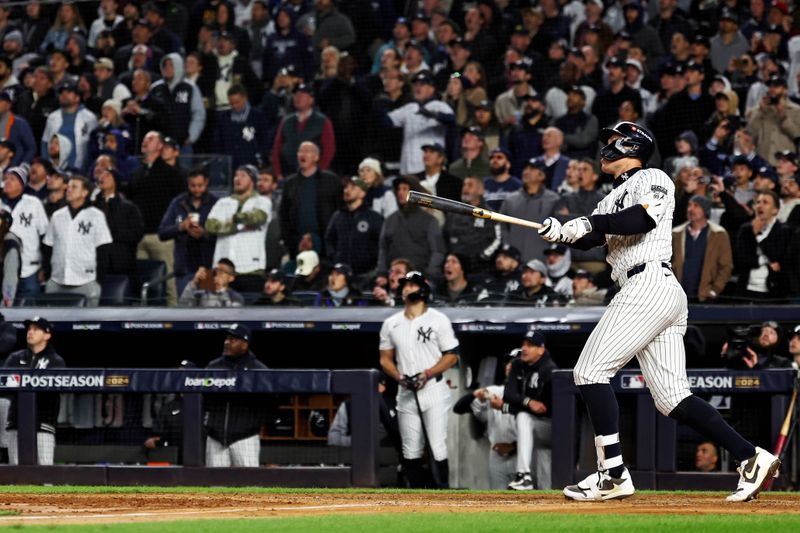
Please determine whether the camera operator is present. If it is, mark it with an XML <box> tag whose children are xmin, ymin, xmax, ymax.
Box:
<box><xmin>722</xmin><ymin>321</ymin><xmax>792</xmax><ymax>370</ymax></box>
<box><xmin>747</xmin><ymin>75</ymin><xmax>800</xmax><ymax>166</ymax></box>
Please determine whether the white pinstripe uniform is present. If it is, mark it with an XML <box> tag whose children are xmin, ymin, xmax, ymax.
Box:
<box><xmin>470</xmin><ymin>385</ymin><xmax>518</xmax><ymax>489</ymax></box>
<box><xmin>379</xmin><ymin>308</ymin><xmax>459</xmax><ymax>461</ymax></box>
<box><xmin>573</xmin><ymin>167</ymin><xmax>693</xmax><ymax>416</ymax></box>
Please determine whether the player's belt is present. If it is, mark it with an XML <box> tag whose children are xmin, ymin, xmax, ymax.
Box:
<box><xmin>625</xmin><ymin>261</ymin><xmax>671</xmax><ymax>280</ymax></box>
<box><xmin>616</xmin><ymin>262</ymin><xmax>672</xmax><ymax>289</ymax></box>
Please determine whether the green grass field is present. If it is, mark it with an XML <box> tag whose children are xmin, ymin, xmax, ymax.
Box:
<box><xmin>1</xmin><ymin>513</ymin><xmax>799</xmax><ymax>532</ymax></box>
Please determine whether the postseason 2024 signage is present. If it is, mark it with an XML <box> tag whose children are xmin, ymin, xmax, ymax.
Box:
<box><xmin>0</xmin><ymin>369</ymin><xmax>334</xmax><ymax>394</ymax></box>
<box><xmin>616</xmin><ymin>369</ymin><xmax>796</xmax><ymax>393</ymax></box>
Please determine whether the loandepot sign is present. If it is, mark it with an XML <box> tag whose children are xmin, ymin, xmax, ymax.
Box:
<box><xmin>184</xmin><ymin>377</ymin><xmax>238</xmax><ymax>388</ymax></box>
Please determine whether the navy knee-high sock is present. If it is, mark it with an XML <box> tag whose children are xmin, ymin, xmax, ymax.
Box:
<box><xmin>578</xmin><ymin>384</ymin><xmax>624</xmax><ymax>477</ymax></box>
<box><xmin>670</xmin><ymin>395</ymin><xmax>756</xmax><ymax>462</ymax></box>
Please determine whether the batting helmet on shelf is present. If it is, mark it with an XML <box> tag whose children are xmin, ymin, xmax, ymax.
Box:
<box><xmin>398</xmin><ymin>271</ymin><xmax>430</xmax><ymax>303</ymax></box>
<box><xmin>598</xmin><ymin>121</ymin><xmax>655</xmax><ymax>164</ymax></box>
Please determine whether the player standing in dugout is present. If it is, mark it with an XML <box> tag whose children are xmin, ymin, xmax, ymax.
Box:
<box><xmin>379</xmin><ymin>271</ymin><xmax>459</xmax><ymax>488</ymax></box>
<box><xmin>538</xmin><ymin>121</ymin><xmax>780</xmax><ymax>502</ymax></box>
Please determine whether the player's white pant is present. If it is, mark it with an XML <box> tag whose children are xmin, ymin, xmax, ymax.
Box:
<box><xmin>515</xmin><ymin>412</ymin><xmax>552</xmax><ymax>488</ymax></box>
<box><xmin>488</xmin><ymin>450</ymin><xmax>517</xmax><ymax>490</ymax></box>
<box><xmin>7</xmin><ymin>430</ymin><xmax>55</xmax><ymax>465</ymax></box>
<box><xmin>573</xmin><ymin>262</ymin><xmax>692</xmax><ymax>416</ymax></box>
<box><xmin>205</xmin><ymin>435</ymin><xmax>260</xmax><ymax>467</ymax></box>
<box><xmin>396</xmin><ymin>383</ymin><xmax>450</xmax><ymax>461</ymax></box>
<box><xmin>0</xmin><ymin>398</ymin><xmax>10</xmax><ymax>449</ymax></box>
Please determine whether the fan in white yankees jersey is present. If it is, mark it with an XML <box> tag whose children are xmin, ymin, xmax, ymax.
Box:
<box><xmin>379</xmin><ymin>271</ymin><xmax>459</xmax><ymax>488</ymax></box>
<box><xmin>538</xmin><ymin>121</ymin><xmax>780</xmax><ymax>503</ymax></box>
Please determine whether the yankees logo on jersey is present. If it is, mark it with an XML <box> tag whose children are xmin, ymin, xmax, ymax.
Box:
<box><xmin>19</xmin><ymin>212</ymin><xmax>32</xmax><ymax>227</ymax></box>
<box><xmin>78</xmin><ymin>221</ymin><xmax>92</xmax><ymax>235</ymax></box>
<box><xmin>593</xmin><ymin>168</ymin><xmax>674</xmax><ymax>282</ymax></box>
<box><xmin>417</xmin><ymin>327</ymin><xmax>433</xmax><ymax>343</ymax></box>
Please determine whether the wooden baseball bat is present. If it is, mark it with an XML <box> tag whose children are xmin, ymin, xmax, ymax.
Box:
<box><xmin>407</xmin><ymin>191</ymin><xmax>543</xmax><ymax>230</ymax></box>
<box><xmin>765</xmin><ymin>385</ymin><xmax>798</xmax><ymax>489</ymax></box>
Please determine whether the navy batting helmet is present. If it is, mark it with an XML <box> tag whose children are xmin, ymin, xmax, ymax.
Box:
<box><xmin>599</xmin><ymin>121</ymin><xmax>655</xmax><ymax>164</ymax></box>
<box><xmin>398</xmin><ymin>270</ymin><xmax>430</xmax><ymax>303</ymax></box>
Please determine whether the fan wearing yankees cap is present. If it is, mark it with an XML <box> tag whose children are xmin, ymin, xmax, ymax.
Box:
<box><xmin>43</xmin><ymin>175</ymin><xmax>112</xmax><ymax>306</ymax></box>
<box><xmin>41</xmin><ymin>81</ymin><xmax>98</xmax><ymax>172</ymax></box>
<box><xmin>206</xmin><ymin>164</ymin><xmax>271</xmax><ymax>291</ymax></box>
<box><xmin>380</xmin><ymin>271</ymin><xmax>459</xmax><ymax>488</ymax></box>
<box><xmin>3</xmin><ymin>316</ymin><xmax>65</xmax><ymax>465</ymax></box>
<box><xmin>503</xmin><ymin>330</ymin><xmax>556</xmax><ymax>490</ymax></box>
<box><xmin>204</xmin><ymin>324</ymin><xmax>268</xmax><ymax>467</ymax></box>
<box><xmin>1</xmin><ymin>166</ymin><xmax>48</xmax><ymax>303</ymax></box>
<box><xmin>507</xmin><ymin>259</ymin><xmax>563</xmax><ymax>307</ymax></box>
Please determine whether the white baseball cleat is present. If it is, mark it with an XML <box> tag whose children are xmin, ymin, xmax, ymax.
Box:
<box><xmin>726</xmin><ymin>447</ymin><xmax>781</xmax><ymax>502</ymax></box>
<box><xmin>563</xmin><ymin>468</ymin><xmax>635</xmax><ymax>501</ymax></box>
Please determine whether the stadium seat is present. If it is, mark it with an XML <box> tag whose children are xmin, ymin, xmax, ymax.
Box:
<box><xmin>135</xmin><ymin>260</ymin><xmax>169</xmax><ymax>305</ymax></box>
<box><xmin>20</xmin><ymin>293</ymin><xmax>88</xmax><ymax>307</ymax></box>
<box><xmin>99</xmin><ymin>275</ymin><xmax>131</xmax><ymax>306</ymax></box>
<box><xmin>292</xmin><ymin>291</ymin><xmax>321</xmax><ymax>306</ymax></box>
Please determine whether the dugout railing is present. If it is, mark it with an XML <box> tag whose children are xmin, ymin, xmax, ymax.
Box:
<box><xmin>551</xmin><ymin>368</ymin><xmax>797</xmax><ymax>490</ymax></box>
<box><xmin>0</xmin><ymin>369</ymin><xmax>380</xmax><ymax>487</ymax></box>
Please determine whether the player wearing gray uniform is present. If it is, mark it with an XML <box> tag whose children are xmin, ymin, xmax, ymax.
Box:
<box><xmin>539</xmin><ymin>122</ymin><xmax>780</xmax><ymax>502</ymax></box>
<box><xmin>380</xmin><ymin>271</ymin><xmax>459</xmax><ymax>488</ymax></box>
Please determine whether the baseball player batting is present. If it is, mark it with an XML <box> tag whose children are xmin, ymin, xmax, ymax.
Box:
<box><xmin>539</xmin><ymin>121</ymin><xmax>780</xmax><ymax>502</ymax></box>
<box><xmin>379</xmin><ymin>271</ymin><xmax>459</xmax><ymax>488</ymax></box>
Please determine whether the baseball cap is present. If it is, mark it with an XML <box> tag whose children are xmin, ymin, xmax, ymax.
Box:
<box><xmin>490</xmin><ymin>147</ymin><xmax>511</xmax><ymax>160</ymax></box>
<box><xmin>686</xmin><ymin>60</ymin><xmax>704</xmax><ymax>72</ymax></box>
<box><xmin>266</xmin><ymin>268</ymin><xmax>286</xmax><ymax>283</ymax></box>
<box><xmin>348</xmin><ymin>175</ymin><xmax>369</xmax><ymax>192</ymax></box>
<box><xmin>495</xmin><ymin>243</ymin><xmax>521</xmax><ymax>263</ymax></box>
<box><xmin>567</xmin><ymin>85</ymin><xmax>586</xmax><ymax>99</ymax></box>
<box><xmin>134</xmin><ymin>18</ymin><xmax>153</xmax><ymax>29</ymax></box>
<box><xmin>331</xmin><ymin>262</ymin><xmax>353</xmax><ymax>278</ymax></box>
<box><xmin>510</xmin><ymin>58</ymin><xmax>532</xmax><ymax>71</ymax></box>
<box><xmin>692</xmin><ymin>34</ymin><xmax>711</xmax><ymax>47</ymax></box>
<box><xmin>522</xmin><ymin>330</ymin><xmax>545</xmax><ymax>346</ymax></box>
<box><xmin>0</xmin><ymin>139</ymin><xmax>16</xmax><ymax>152</ymax></box>
<box><xmin>502</xmin><ymin>347</ymin><xmax>522</xmax><ymax>361</ymax></box>
<box><xmin>615</xmin><ymin>30</ymin><xmax>634</xmax><ymax>42</ymax></box>
<box><xmin>58</xmin><ymin>81</ymin><xmax>80</xmax><ymax>94</ymax></box>
<box><xmin>775</xmin><ymin>150</ymin><xmax>798</xmax><ymax>166</ymax></box>
<box><xmin>544</xmin><ymin>243</ymin><xmax>568</xmax><ymax>256</ymax></box>
<box><xmin>449</xmin><ymin>36</ymin><xmax>468</xmax><ymax>49</ymax></box>
<box><xmin>4</xmin><ymin>165</ymin><xmax>27</xmax><ymax>186</ymax></box>
<box><xmin>218</xmin><ymin>30</ymin><xmax>235</xmax><ymax>41</ymax></box>
<box><xmin>523</xmin><ymin>259</ymin><xmax>548</xmax><ymax>275</ymax></box>
<box><xmin>395</xmin><ymin>16</ymin><xmax>411</xmax><ymax>29</ymax></box>
<box><xmin>761</xmin><ymin>320</ymin><xmax>780</xmax><ymax>332</ymax></box>
<box><xmin>462</xmin><ymin>125</ymin><xmax>484</xmax><ymax>139</ymax></box>
<box><xmin>292</xmin><ymin>83</ymin><xmax>314</xmax><ymax>95</ymax></box>
<box><xmin>767</xmin><ymin>74</ymin><xmax>787</xmax><ymax>87</ymax></box>
<box><xmin>730</xmin><ymin>155</ymin><xmax>752</xmax><ymax>169</ymax></box>
<box><xmin>24</xmin><ymin>316</ymin><xmax>53</xmax><ymax>334</ymax></box>
<box><xmin>525</xmin><ymin>157</ymin><xmax>548</xmax><ymax>172</ymax></box>
<box><xmin>411</xmin><ymin>70</ymin><xmax>435</xmax><ymax>85</ymax></box>
<box><xmin>574</xmin><ymin>269</ymin><xmax>594</xmax><ymax>282</ymax></box>
<box><xmin>606</xmin><ymin>56</ymin><xmax>625</xmax><ymax>69</ymax></box>
<box><xmin>421</xmin><ymin>142</ymin><xmax>446</xmax><ymax>154</ymax></box>
<box><xmin>132</xmin><ymin>44</ymin><xmax>149</xmax><ymax>55</ymax></box>
<box><xmin>0</xmin><ymin>90</ymin><xmax>13</xmax><ymax>103</ymax></box>
<box><xmin>792</xmin><ymin>325</ymin><xmax>800</xmax><ymax>338</ymax></box>
<box><xmin>625</xmin><ymin>59</ymin><xmax>643</xmax><ymax>73</ymax></box>
<box><xmin>295</xmin><ymin>250</ymin><xmax>320</xmax><ymax>277</ymax></box>
<box><xmin>226</xmin><ymin>323</ymin><xmax>251</xmax><ymax>342</ymax></box>
<box><xmin>95</xmin><ymin>57</ymin><xmax>114</xmax><ymax>71</ymax></box>
<box><xmin>163</xmin><ymin>136</ymin><xmax>180</xmax><ymax>150</ymax></box>
<box><xmin>476</xmin><ymin>99</ymin><xmax>492</xmax><ymax>111</ymax></box>
<box><xmin>770</xmin><ymin>0</ymin><xmax>789</xmax><ymax>15</ymax></box>
<box><xmin>512</xmin><ymin>25</ymin><xmax>528</xmax><ymax>36</ymax></box>
<box><xmin>719</xmin><ymin>7</ymin><xmax>738</xmax><ymax>22</ymax></box>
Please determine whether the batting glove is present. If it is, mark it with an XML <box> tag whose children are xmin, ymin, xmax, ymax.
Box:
<box><xmin>538</xmin><ymin>217</ymin><xmax>563</xmax><ymax>242</ymax></box>
<box><xmin>412</xmin><ymin>371</ymin><xmax>429</xmax><ymax>390</ymax></box>
<box><xmin>561</xmin><ymin>216</ymin><xmax>593</xmax><ymax>243</ymax></box>
<box><xmin>399</xmin><ymin>374</ymin><xmax>415</xmax><ymax>389</ymax></box>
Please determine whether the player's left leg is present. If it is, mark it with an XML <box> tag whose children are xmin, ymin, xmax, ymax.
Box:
<box><xmin>639</xmin><ymin>324</ymin><xmax>780</xmax><ymax>502</ymax></box>
<box><xmin>509</xmin><ymin>412</ymin><xmax>535</xmax><ymax>490</ymax></box>
<box><xmin>229</xmin><ymin>434</ymin><xmax>261</xmax><ymax>467</ymax></box>
<box><xmin>421</xmin><ymin>398</ymin><xmax>450</xmax><ymax>488</ymax></box>
<box><xmin>396</xmin><ymin>400</ymin><xmax>427</xmax><ymax>488</ymax></box>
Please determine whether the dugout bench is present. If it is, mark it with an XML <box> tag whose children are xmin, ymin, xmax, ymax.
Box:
<box><xmin>551</xmin><ymin>368</ymin><xmax>797</xmax><ymax>490</ymax></box>
<box><xmin>0</xmin><ymin>369</ymin><xmax>381</xmax><ymax>487</ymax></box>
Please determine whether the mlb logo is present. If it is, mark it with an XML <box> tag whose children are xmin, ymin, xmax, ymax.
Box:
<box><xmin>620</xmin><ymin>375</ymin><xmax>646</xmax><ymax>389</ymax></box>
<box><xmin>0</xmin><ymin>374</ymin><xmax>21</xmax><ymax>388</ymax></box>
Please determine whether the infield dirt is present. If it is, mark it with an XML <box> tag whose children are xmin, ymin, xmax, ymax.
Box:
<box><xmin>1</xmin><ymin>491</ymin><xmax>800</xmax><ymax>525</ymax></box>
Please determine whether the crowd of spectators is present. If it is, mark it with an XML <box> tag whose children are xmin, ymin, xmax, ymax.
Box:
<box><xmin>0</xmin><ymin>0</ymin><xmax>798</xmax><ymax>307</ymax></box>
